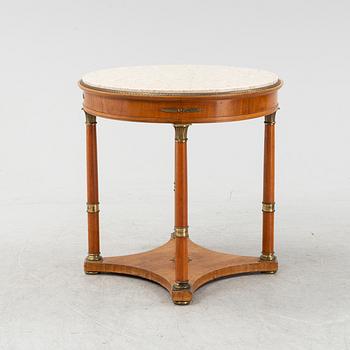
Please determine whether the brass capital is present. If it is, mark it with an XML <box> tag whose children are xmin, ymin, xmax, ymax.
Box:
<box><xmin>264</xmin><ymin>113</ymin><xmax>276</xmax><ymax>125</ymax></box>
<box><xmin>85</xmin><ymin>112</ymin><xmax>97</xmax><ymax>125</ymax></box>
<box><xmin>87</xmin><ymin>203</ymin><xmax>99</xmax><ymax>213</ymax></box>
<box><xmin>173</xmin><ymin>226</ymin><xmax>189</xmax><ymax>238</ymax></box>
<box><xmin>174</xmin><ymin>124</ymin><xmax>190</xmax><ymax>142</ymax></box>
<box><xmin>262</xmin><ymin>202</ymin><xmax>275</xmax><ymax>213</ymax></box>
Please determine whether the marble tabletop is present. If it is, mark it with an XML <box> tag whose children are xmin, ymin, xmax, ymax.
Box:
<box><xmin>81</xmin><ymin>65</ymin><xmax>279</xmax><ymax>96</ymax></box>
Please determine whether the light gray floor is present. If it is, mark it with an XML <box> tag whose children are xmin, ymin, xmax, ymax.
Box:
<box><xmin>1</xmin><ymin>193</ymin><xmax>349</xmax><ymax>350</ymax></box>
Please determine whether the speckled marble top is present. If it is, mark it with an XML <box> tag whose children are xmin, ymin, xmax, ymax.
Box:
<box><xmin>81</xmin><ymin>65</ymin><xmax>279</xmax><ymax>96</ymax></box>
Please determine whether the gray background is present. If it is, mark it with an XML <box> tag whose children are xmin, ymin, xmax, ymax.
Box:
<box><xmin>1</xmin><ymin>0</ymin><xmax>350</xmax><ymax>349</ymax></box>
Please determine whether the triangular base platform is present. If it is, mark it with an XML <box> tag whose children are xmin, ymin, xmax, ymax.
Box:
<box><xmin>84</xmin><ymin>239</ymin><xmax>277</xmax><ymax>304</ymax></box>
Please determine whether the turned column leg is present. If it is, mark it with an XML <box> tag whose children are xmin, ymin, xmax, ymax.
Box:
<box><xmin>171</xmin><ymin>124</ymin><xmax>192</xmax><ymax>305</ymax></box>
<box><xmin>260</xmin><ymin>112</ymin><xmax>277</xmax><ymax>265</ymax></box>
<box><xmin>85</xmin><ymin>112</ymin><xmax>102</xmax><ymax>273</ymax></box>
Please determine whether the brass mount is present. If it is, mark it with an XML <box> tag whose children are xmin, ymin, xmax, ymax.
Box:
<box><xmin>172</xmin><ymin>281</ymin><xmax>191</xmax><ymax>291</ymax></box>
<box><xmin>264</xmin><ymin>113</ymin><xmax>276</xmax><ymax>125</ymax></box>
<box><xmin>87</xmin><ymin>203</ymin><xmax>100</xmax><ymax>213</ymax></box>
<box><xmin>162</xmin><ymin>107</ymin><xmax>200</xmax><ymax>113</ymax></box>
<box><xmin>174</xmin><ymin>124</ymin><xmax>190</xmax><ymax>142</ymax></box>
<box><xmin>262</xmin><ymin>202</ymin><xmax>275</xmax><ymax>213</ymax></box>
<box><xmin>85</xmin><ymin>112</ymin><xmax>97</xmax><ymax>125</ymax></box>
<box><xmin>172</xmin><ymin>227</ymin><xmax>189</xmax><ymax>238</ymax></box>
<box><xmin>260</xmin><ymin>253</ymin><xmax>276</xmax><ymax>261</ymax></box>
<box><xmin>86</xmin><ymin>253</ymin><xmax>102</xmax><ymax>262</ymax></box>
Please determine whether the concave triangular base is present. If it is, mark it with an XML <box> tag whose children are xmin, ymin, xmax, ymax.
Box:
<box><xmin>84</xmin><ymin>239</ymin><xmax>277</xmax><ymax>304</ymax></box>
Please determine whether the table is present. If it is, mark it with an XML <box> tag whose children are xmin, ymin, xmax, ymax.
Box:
<box><xmin>79</xmin><ymin>65</ymin><xmax>283</xmax><ymax>305</ymax></box>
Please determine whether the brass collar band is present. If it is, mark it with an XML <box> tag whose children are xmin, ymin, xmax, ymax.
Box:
<box><xmin>87</xmin><ymin>203</ymin><xmax>99</xmax><ymax>213</ymax></box>
<box><xmin>260</xmin><ymin>253</ymin><xmax>276</xmax><ymax>262</ymax></box>
<box><xmin>174</xmin><ymin>226</ymin><xmax>189</xmax><ymax>238</ymax></box>
<box><xmin>264</xmin><ymin>113</ymin><xmax>276</xmax><ymax>125</ymax></box>
<box><xmin>85</xmin><ymin>112</ymin><xmax>97</xmax><ymax>125</ymax></box>
<box><xmin>262</xmin><ymin>202</ymin><xmax>275</xmax><ymax>213</ymax></box>
<box><xmin>174</xmin><ymin>124</ymin><xmax>190</xmax><ymax>142</ymax></box>
<box><xmin>86</xmin><ymin>253</ymin><xmax>102</xmax><ymax>261</ymax></box>
<box><xmin>172</xmin><ymin>281</ymin><xmax>191</xmax><ymax>291</ymax></box>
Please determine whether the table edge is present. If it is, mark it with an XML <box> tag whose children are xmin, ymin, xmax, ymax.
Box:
<box><xmin>78</xmin><ymin>79</ymin><xmax>283</xmax><ymax>99</ymax></box>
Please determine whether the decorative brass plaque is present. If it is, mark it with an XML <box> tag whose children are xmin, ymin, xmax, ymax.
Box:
<box><xmin>161</xmin><ymin>107</ymin><xmax>201</xmax><ymax>113</ymax></box>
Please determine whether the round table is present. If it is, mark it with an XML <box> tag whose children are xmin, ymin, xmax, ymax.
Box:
<box><xmin>79</xmin><ymin>65</ymin><xmax>283</xmax><ymax>305</ymax></box>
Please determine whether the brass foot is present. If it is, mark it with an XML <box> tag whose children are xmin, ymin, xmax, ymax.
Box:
<box><xmin>261</xmin><ymin>270</ymin><xmax>277</xmax><ymax>274</ymax></box>
<box><xmin>173</xmin><ymin>300</ymin><xmax>191</xmax><ymax>305</ymax></box>
<box><xmin>84</xmin><ymin>254</ymin><xmax>102</xmax><ymax>275</ymax></box>
<box><xmin>172</xmin><ymin>281</ymin><xmax>192</xmax><ymax>305</ymax></box>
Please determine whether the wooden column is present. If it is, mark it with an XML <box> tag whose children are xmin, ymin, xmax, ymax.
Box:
<box><xmin>172</xmin><ymin>124</ymin><xmax>192</xmax><ymax>304</ymax></box>
<box><xmin>261</xmin><ymin>113</ymin><xmax>276</xmax><ymax>262</ymax></box>
<box><xmin>85</xmin><ymin>112</ymin><xmax>102</xmax><ymax>268</ymax></box>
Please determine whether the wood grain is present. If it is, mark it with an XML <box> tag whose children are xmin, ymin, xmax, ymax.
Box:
<box><xmin>80</xmin><ymin>77</ymin><xmax>282</xmax><ymax>304</ymax></box>
<box><xmin>86</xmin><ymin>118</ymin><xmax>100</xmax><ymax>255</ymax></box>
<box><xmin>262</xmin><ymin>116</ymin><xmax>275</xmax><ymax>256</ymax></box>
<box><xmin>79</xmin><ymin>80</ymin><xmax>282</xmax><ymax>124</ymax></box>
<box><xmin>174</xmin><ymin>135</ymin><xmax>189</xmax><ymax>284</ymax></box>
<box><xmin>85</xmin><ymin>239</ymin><xmax>278</xmax><ymax>304</ymax></box>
